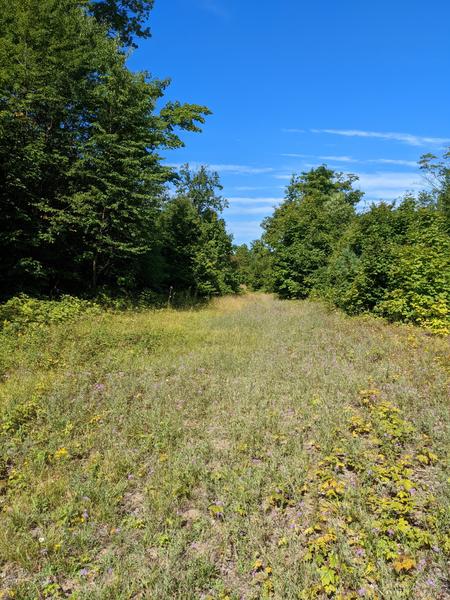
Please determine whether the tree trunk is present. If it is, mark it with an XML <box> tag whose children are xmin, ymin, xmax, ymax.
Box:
<box><xmin>92</xmin><ymin>253</ymin><xmax>98</xmax><ymax>290</ymax></box>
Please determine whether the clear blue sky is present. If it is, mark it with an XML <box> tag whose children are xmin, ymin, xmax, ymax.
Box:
<box><xmin>128</xmin><ymin>0</ymin><xmax>450</xmax><ymax>244</ymax></box>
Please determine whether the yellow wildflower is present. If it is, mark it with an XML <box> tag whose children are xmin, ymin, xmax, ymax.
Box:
<box><xmin>54</xmin><ymin>447</ymin><xmax>69</xmax><ymax>460</ymax></box>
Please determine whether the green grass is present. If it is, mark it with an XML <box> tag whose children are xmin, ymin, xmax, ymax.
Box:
<box><xmin>0</xmin><ymin>294</ymin><xmax>449</xmax><ymax>599</ymax></box>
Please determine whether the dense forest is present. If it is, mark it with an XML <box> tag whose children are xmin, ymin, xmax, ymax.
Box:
<box><xmin>1</xmin><ymin>0</ymin><xmax>449</xmax><ymax>334</ymax></box>
<box><xmin>0</xmin><ymin>0</ymin><xmax>238</xmax><ymax>299</ymax></box>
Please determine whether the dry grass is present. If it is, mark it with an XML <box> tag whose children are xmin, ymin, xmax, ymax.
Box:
<box><xmin>0</xmin><ymin>294</ymin><xmax>449</xmax><ymax>599</ymax></box>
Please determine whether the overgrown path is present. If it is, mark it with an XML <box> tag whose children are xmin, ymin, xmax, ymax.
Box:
<box><xmin>1</xmin><ymin>295</ymin><xmax>449</xmax><ymax>599</ymax></box>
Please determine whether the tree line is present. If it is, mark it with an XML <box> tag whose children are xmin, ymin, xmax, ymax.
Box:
<box><xmin>2</xmin><ymin>1</ymin><xmax>449</xmax><ymax>332</ymax></box>
<box><xmin>235</xmin><ymin>153</ymin><xmax>450</xmax><ymax>333</ymax></box>
<box><xmin>0</xmin><ymin>0</ymin><xmax>238</xmax><ymax>299</ymax></box>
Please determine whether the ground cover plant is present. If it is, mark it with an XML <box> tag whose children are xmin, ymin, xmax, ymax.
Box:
<box><xmin>0</xmin><ymin>294</ymin><xmax>448</xmax><ymax>599</ymax></box>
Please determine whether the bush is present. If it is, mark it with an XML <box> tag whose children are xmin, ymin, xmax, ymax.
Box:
<box><xmin>0</xmin><ymin>295</ymin><xmax>100</xmax><ymax>332</ymax></box>
<box><xmin>320</xmin><ymin>199</ymin><xmax>450</xmax><ymax>334</ymax></box>
<box><xmin>375</xmin><ymin>221</ymin><xmax>450</xmax><ymax>334</ymax></box>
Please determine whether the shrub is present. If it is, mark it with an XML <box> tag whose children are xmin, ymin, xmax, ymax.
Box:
<box><xmin>0</xmin><ymin>295</ymin><xmax>100</xmax><ymax>332</ymax></box>
<box><xmin>376</xmin><ymin>220</ymin><xmax>450</xmax><ymax>334</ymax></box>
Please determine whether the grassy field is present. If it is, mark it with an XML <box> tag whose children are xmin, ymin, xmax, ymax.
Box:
<box><xmin>0</xmin><ymin>294</ymin><xmax>449</xmax><ymax>599</ymax></box>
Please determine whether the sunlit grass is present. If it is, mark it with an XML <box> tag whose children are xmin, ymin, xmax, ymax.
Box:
<box><xmin>0</xmin><ymin>295</ymin><xmax>448</xmax><ymax>599</ymax></box>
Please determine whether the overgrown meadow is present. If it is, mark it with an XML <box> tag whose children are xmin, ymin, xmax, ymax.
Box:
<box><xmin>1</xmin><ymin>294</ymin><xmax>449</xmax><ymax>599</ymax></box>
<box><xmin>1</xmin><ymin>2</ymin><xmax>449</xmax><ymax>598</ymax></box>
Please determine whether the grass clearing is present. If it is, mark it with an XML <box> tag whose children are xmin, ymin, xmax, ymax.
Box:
<box><xmin>0</xmin><ymin>294</ymin><xmax>449</xmax><ymax>599</ymax></box>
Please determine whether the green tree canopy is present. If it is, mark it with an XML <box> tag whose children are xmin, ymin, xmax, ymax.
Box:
<box><xmin>0</xmin><ymin>0</ymin><xmax>209</xmax><ymax>296</ymax></box>
<box><xmin>88</xmin><ymin>0</ymin><xmax>154</xmax><ymax>47</ymax></box>
<box><xmin>419</xmin><ymin>148</ymin><xmax>450</xmax><ymax>226</ymax></box>
<box><xmin>262</xmin><ymin>166</ymin><xmax>361</xmax><ymax>298</ymax></box>
<box><xmin>159</xmin><ymin>165</ymin><xmax>238</xmax><ymax>297</ymax></box>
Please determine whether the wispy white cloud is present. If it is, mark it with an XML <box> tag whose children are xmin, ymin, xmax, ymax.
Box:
<box><xmin>368</xmin><ymin>158</ymin><xmax>417</xmax><ymax>167</ymax></box>
<box><xmin>227</xmin><ymin>220</ymin><xmax>263</xmax><ymax>243</ymax></box>
<box><xmin>198</xmin><ymin>0</ymin><xmax>229</xmax><ymax>18</ymax></box>
<box><xmin>281</xmin><ymin>153</ymin><xmax>356</xmax><ymax>162</ymax></box>
<box><xmin>309</xmin><ymin>128</ymin><xmax>450</xmax><ymax>147</ymax></box>
<box><xmin>225</xmin><ymin>197</ymin><xmax>282</xmax><ymax>224</ymax></box>
<box><xmin>209</xmin><ymin>164</ymin><xmax>274</xmax><ymax>174</ymax></box>
<box><xmin>227</xmin><ymin>196</ymin><xmax>282</xmax><ymax>205</ymax></box>
<box><xmin>281</xmin><ymin>154</ymin><xmax>418</xmax><ymax>167</ymax></box>
<box><xmin>319</xmin><ymin>155</ymin><xmax>355</xmax><ymax>162</ymax></box>
<box><xmin>167</xmin><ymin>162</ymin><xmax>273</xmax><ymax>175</ymax></box>
<box><xmin>226</xmin><ymin>206</ymin><xmax>276</xmax><ymax>215</ymax></box>
<box><xmin>273</xmin><ymin>174</ymin><xmax>293</xmax><ymax>180</ymax></box>
<box><xmin>320</xmin><ymin>155</ymin><xmax>419</xmax><ymax>167</ymax></box>
<box><xmin>355</xmin><ymin>171</ymin><xmax>423</xmax><ymax>200</ymax></box>
<box><xmin>233</xmin><ymin>186</ymin><xmax>272</xmax><ymax>192</ymax></box>
<box><xmin>280</xmin><ymin>153</ymin><xmax>310</xmax><ymax>158</ymax></box>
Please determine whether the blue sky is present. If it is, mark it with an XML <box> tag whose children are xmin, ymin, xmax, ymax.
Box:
<box><xmin>128</xmin><ymin>0</ymin><xmax>450</xmax><ymax>244</ymax></box>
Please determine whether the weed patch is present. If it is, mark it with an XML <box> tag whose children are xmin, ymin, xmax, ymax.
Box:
<box><xmin>0</xmin><ymin>295</ymin><xmax>448</xmax><ymax>598</ymax></box>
